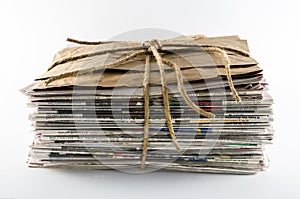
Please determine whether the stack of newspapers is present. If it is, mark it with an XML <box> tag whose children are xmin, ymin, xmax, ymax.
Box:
<box><xmin>22</xmin><ymin>35</ymin><xmax>273</xmax><ymax>174</ymax></box>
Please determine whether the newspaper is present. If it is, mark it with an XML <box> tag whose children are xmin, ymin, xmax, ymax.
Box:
<box><xmin>22</xmin><ymin>35</ymin><xmax>273</xmax><ymax>174</ymax></box>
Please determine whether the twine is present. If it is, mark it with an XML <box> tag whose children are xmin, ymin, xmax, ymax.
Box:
<box><xmin>45</xmin><ymin>36</ymin><xmax>245</xmax><ymax>169</ymax></box>
<box><xmin>141</xmin><ymin>54</ymin><xmax>150</xmax><ymax>169</ymax></box>
<box><xmin>66</xmin><ymin>37</ymin><xmax>113</xmax><ymax>45</ymax></box>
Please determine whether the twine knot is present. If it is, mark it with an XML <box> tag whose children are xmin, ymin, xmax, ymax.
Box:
<box><xmin>143</xmin><ymin>39</ymin><xmax>163</xmax><ymax>51</ymax></box>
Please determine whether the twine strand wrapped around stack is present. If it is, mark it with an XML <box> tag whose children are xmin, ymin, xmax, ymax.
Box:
<box><xmin>44</xmin><ymin>35</ymin><xmax>247</xmax><ymax>169</ymax></box>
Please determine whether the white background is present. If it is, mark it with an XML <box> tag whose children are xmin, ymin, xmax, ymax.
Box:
<box><xmin>0</xmin><ymin>0</ymin><xmax>299</xmax><ymax>198</ymax></box>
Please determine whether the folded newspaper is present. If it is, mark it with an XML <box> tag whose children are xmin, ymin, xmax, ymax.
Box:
<box><xmin>22</xmin><ymin>35</ymin><xmax>273</xmax><ymax>174</ymax></box>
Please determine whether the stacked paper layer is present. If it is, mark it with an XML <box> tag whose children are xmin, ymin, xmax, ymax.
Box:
<box><xmin>23</xmin><ymin>35</ymin><xmax>273</xmax><ymax>174</ymax></box>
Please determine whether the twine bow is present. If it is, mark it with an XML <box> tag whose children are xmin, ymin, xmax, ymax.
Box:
<box><xmin>45</xmin><ymin>36</ymin><xmax>248</xmax><ymax>169</ymax></box>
